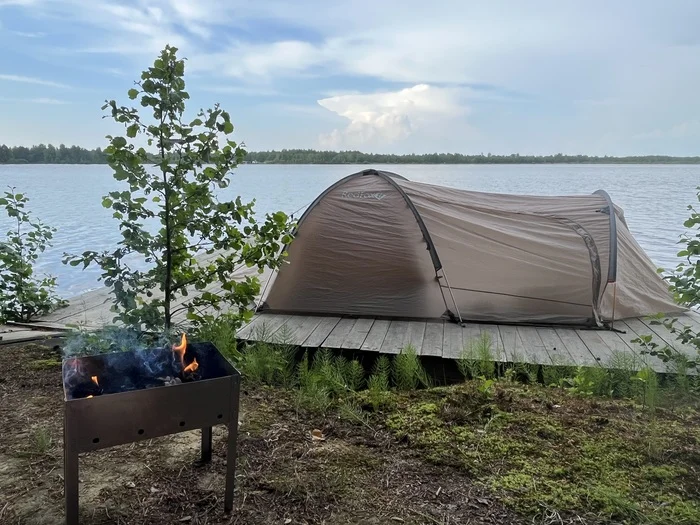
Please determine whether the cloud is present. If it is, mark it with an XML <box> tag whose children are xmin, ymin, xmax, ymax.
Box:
<box><xmin>11</xmin><ymin>30</ymin><xmax>45</xmax><ymax>38</ymax></box>
<box><xmin>0</xmin><ymin>73</ymin><xmax>68</xmax><ymax>88</ymax></box>
<box><xmin>317</xmin><ymin>84</ymin><xmax>468</xmax><ymax>148</ymax></box>
<box><xmin>0</xmin><ymin>97</ymin><xmax>68</xmax><ymax>104</ymax></box>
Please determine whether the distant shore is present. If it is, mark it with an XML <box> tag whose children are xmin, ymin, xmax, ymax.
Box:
<box><xmin>2</xmin><ymin>144</ymin><xmax>700</xmax><ymax>165</ymax></box>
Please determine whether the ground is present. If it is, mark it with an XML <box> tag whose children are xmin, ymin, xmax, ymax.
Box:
<box><xmin>1</xmin><ymin>341</ymin><xmax>700</xmax><ymax>525</ymax></box>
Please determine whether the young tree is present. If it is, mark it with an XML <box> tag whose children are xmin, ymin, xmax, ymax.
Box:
<box><xmin>65</xmin><ymin>45</ymin><xmax>293</xmax><ymax>332</ymax></box>
<box><xmin>0</xmin><ymin>189</ymin><xmax>64</xmax><ymax>322</ymax></box>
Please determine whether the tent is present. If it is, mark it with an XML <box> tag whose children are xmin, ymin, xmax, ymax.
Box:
<box><xmin>257</xmin><ymin>169</ymin><xmax>683</xmax><ymax>327</ymax></box>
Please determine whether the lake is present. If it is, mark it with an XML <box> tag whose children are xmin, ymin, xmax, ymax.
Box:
<box><xmin>0</xmin><ymin>163</ymin><xmax>697</xmax><ymax>298</ymax></box>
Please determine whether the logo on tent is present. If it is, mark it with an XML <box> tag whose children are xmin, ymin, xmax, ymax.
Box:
<box><xmin>340</xmin><ymin>191</ymin><xmax>386</xmax><ymax>201</ymax></box>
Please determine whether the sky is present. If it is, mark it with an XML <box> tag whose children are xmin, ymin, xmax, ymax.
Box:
<box><xmin>1</xmin><ymin>0</ymin><xmax>700</xmax><ymax>155</ymax></box>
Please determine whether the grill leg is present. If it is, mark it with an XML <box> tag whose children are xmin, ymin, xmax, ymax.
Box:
<box><xmin>224</xmin><ymin>377</ymin><xmax>240</xmax><ymax>513</ymax></box>
<box><xmin>201</xmin><ymin>427</ymin><xmax>212</xmax><ymax>463</ymax></box>
<box><xmin>64</xmin><ymin>428</ymin><xmax>79</xmax><ymax>524</ymax></box>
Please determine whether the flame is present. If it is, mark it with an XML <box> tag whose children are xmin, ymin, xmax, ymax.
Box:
<box><xmin>183</xmin><ymin>358</ymin><xmax>199</xmax><ymax>374</ymax></box>
<box><xmin>172</xmin><ymin>333</ymin><xmax>187</xmax><ymax>367</ymax></box>
<box><xmin>86</xmin><ymin>395</ymin><xmax>93</xmax><ymax>399</ymax></box>
<box><xmin>91</xmin><ymin>375</ymin><xmax>99</xmax><ymax>386</ymax></box>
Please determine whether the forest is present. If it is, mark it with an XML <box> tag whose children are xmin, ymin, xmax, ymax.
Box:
<box><xmin>2</xmin><ymin>143</ymin><xmax>700</xmax><ymax>165</ymax></box>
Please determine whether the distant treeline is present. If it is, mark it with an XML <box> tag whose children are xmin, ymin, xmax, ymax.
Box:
<box><xmin>245</xmin><ymin>149</ymin><xmax>700</xmax><ymax>164</ymax></box>
<box><xmin>2</xmin><ymin>144</ymin><xmax>700</xmax><ymax>165</ymax></box>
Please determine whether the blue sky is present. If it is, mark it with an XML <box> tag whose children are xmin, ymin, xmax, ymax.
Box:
<box><xmin>1</xmin><ymin>0</ymin><xmax>700</xmax><ymax>155</ymax></box>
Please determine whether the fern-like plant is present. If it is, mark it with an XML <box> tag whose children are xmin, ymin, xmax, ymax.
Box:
<box><xmin>393</xmin><ymin>345</ymin><xmax>431</xmax><ymax>391</ymax></box>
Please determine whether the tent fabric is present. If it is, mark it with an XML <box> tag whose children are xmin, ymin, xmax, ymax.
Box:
<box><xmin>260</xmin><ymin>169</ymin><xmax>683</xmax><ymax>326</ymax></box>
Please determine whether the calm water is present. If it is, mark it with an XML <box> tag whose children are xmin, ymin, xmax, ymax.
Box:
<box><xmin>0</xmin><ymin>164</ymin><xmax>697</xmax><ymax>298</ymax></box>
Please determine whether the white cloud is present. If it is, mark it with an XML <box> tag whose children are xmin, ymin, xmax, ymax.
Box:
<box><xmin>11</xmin><ymin>30</ymin><xmax>45</xmax><ymax>37</ymax></box>
<box><xmin>317</xmin><ymin>84</ymin><xmax>468</xmax><ymax>148</ymax></box>
<box><xmin>0</xmin><ymin>73</ymin><xmax>68</xmax><ymax>88</ymax></box>
<box><xmin>30</xmin><ymin>97</ymin><xmax>68</xmax><ymax>104</ymax></box>
<box><xmin>0</xmin><ymin>96</ymin><xmax>68</xmax><ymax>104</ymax></box>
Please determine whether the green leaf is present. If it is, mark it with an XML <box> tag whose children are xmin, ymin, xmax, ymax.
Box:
<box><xmin>102</xmin><ymin>198</ymin><xmax>113</xmax><ymax>208</ymax></box>
<box><xmin>126</xmin><ymin>124</ymin><xmax>139</xmax><ymax>138</ymax></box>
<box><xmin>128</xmin><ymin>88</ymin><xmax>139</xmax><ymax>100</ymax></box>
<box><xmin>223</xmin><ymin>121</ymin><xmax>234</xmax><ymax>134</ymax></box>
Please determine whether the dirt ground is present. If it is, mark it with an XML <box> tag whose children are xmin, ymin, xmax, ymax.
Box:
<box><xmin>0</xmin><ymin>342</ymin><xmax>522</xmax><ymax>525</ymax></box>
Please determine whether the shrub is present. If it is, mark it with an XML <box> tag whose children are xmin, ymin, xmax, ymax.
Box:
<box><xmin>0</xmin><ymin>188</ymin><xmax>64</xmax><ymax>322</ymax></box>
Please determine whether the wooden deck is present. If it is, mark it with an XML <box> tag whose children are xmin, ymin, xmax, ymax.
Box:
<box><xmin>236</xmin><ymin>311</ymin><xmax>700</xmax><ymax>373</ymax></box>
<box><xmin>5</xmin><ymin>241</ymin><xmax>698</xmax><ymax>374</ymax></box>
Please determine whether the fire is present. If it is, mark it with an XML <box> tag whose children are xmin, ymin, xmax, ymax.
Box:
<box><xmin>86</xmin><ymin>395</ymin><xmax>93</xmax><ymax>399</ymax></box>
<box><xmin>91</xmin><ymin>375</ymin><xmax>99</xmax><ymax>386</ymax></box>
<box><xmin>183</xmin><ymin>358</ymin><xmax>199</xmax><ymax>374</ymax></box>
<box><xmin>172</xmin><ymin>333</ymin><xmax>187</xmax><ymax>367</ymax></box>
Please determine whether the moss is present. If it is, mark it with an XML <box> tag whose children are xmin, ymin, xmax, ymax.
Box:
<box><xmin>27</xmin><ymin>358</ymin><xmax>61</xmax><ymax>370</ymax></box>
<box><xmin>380</xmin><ymin>380</ymin><xmax>700</xmax><ymax>524</ymax></box>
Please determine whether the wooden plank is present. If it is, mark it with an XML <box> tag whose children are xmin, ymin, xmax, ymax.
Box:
<box><xmin>461</xmin><ymin>323</ymin><xmax>481</xmax><ymax>350</ymax></box>
<box><xmin>536</xmin><ymin>327</ymin><xmax>574</xmax><ymax>366</ymax></box>
<box><xmin>380</xmin><ymin>321</ymin><xmax>412</xmax><ymax>354</ymax></box>
<box><xmin>6</xmin><ymin>320</ymin><xmax>71</xmax><ymax>331</ymax></box>
<box><xmin>361</xmin><ymin>320</ymin><xmax>391</xmax><ymax>352</ymax></box>
<box><xmin>498</xmin><ymin>325</ymin><xmax>524</xmax><ymax>362</ymax></box>
<box><xmin>420</xmin><ymin>321</ymin><xmax>444</xmax><ymax>357</ymax></box>
<box><xmin>321</xmin><ymin>318</ymin><xmax>357</xmax><ymax>348</ymax></box>
<box><xmin>340</xmin><ymin>318</ymin><xmax>375</xmax><ymax>349</ymax></box>
<box><xmin>258</xmin><ymin>314</ymin><xmax>294</xmax><ymax>342</ymax></box>
<box><xmin>405</xmin><ymin>321</ymin><xmax>427</xmax><ymax>351</ymax></box>
<box><xmin>633</xmin><ymin>317</ymin><xmax>698</xmax><ymax>370</ymax></box>
<box><xmin>41</xmin><ymin>288</ymin><xmax>113</xmax><ymax>322</ymax></box>
<box><xmin>442</xmin><ymin>322</ymin><xmax>464</xmax><ymax>359</ymax></box>
<box><xmin>516</xmin><ymin>326</ymin><xmax>551</xmax><ymax>365</ymax></box>
<box><xmin>303</xmin><ymin>317</ymin><xmax>342</xmax><ymax>347</ymax></box>
<box><xmin>616</xmin><ymin>320</ymin><xmax>674</xmax><ymax>372</ymax></box>
<box><xmin>677</xmin><ymin>312</ymin><xmax>700</xmax><ymax>332</ymax></box>
<box><xmin>282</xmin><ymin>316</ymin><xmax>325</xmax><ymax>346</ymax></box>
<box><xmin>577</xmin><ymin>329</ymin><xmax>614</xmax><ymax>366</ymax></box>
<box><xmin>236</xmin><ymin>314</ymin><xmax>268</xmax><ymax>340</ymax></box>
<box><xmin>594</xmin><ymin>328</ymin><xmax>651</xmax><ymax>370</ymax></box>
<box><xmin>553</xmin><ymin>328</ymin><xmax>599</xmax><ymax>366</ymax></box>
<box><xmin>0</xmin><ymin>330</ymin><xmax>60</xmax><ymax>344</ymax></box>
<box><xmin>478</xmin><ymin>324</ymin><xmax>505</xmax><ymax>361</ymax></box>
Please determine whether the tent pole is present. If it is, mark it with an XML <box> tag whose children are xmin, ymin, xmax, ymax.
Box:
<box><xmin>441</xmin><ymin>269</ymin><xmax>464</xmax><ymax>325</ymax></box>
<box><xmin>256</xmin><ymin>270</ymin><xmax>276</xmax><ymax>311</ymax></box>
<box><xmin>611</xmin><ymin>282</ymin><xmax>617</xmax><ymax>330</ymax></box>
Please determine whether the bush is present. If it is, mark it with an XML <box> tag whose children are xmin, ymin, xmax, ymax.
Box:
<box><xmin>0</xmin><ymin>188</ymin><xmax>64</xmax><ymax>322</ymax></box>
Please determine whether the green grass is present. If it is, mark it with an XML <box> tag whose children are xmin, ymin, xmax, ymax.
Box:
<box><xmin>383</xmin><ymin>381</ymin><xmax>700</xmax><ymax>524</ymax></box>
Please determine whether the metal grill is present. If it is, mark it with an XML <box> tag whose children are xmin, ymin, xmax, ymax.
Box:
<box><xmin>62</xmin><ymin>342</ymin><xmax>240</xmax><ymax>525</ymax></box>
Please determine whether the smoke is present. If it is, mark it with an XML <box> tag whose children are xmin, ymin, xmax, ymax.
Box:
<box><xmin>61</xmin><ymin>326</ymin><xmax>183</xmax><ymax>399</ymax></box>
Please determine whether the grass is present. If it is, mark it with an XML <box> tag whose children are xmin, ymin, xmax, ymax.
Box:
<box><xmin>197</xmin><ymin>319</ymin><xmax>700</xmax><ymax>524</ymax></box>
<box><xmin>383</xmin><ymin>381</ymin><xmax>700</xmax><ymax>524</ymax></box>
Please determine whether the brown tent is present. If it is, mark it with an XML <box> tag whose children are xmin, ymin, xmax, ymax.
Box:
<box><xmin>258</xmin><ymin>169</ymin><xmax>683</xmax><ymax>326</ymax></box>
